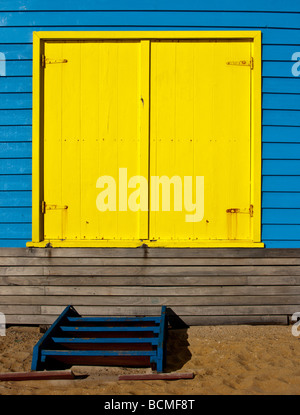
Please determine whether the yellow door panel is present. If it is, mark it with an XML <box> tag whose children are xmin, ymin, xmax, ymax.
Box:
<box><xmin>150</xmin><ymin>40</ymin><xmax>252</xmax><ymax>241</ymax></box>
<box><xmin>43</xmin><ymin>37</ymin><xmax>255</xmax><ymax>245</ymax></box>
<box><xmin>44</xmin><ymin>41</ymin><xmax>149</xmax><ymax>240</ymax></box>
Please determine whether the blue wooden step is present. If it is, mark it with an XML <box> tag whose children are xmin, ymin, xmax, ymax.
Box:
<box><xmin>31</xmin><ymin>305</ymin><xmax>167</xmax><ymax>372</ymax></box>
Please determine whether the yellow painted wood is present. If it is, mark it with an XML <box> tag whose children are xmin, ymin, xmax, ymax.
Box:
<box><xmin>29</xmin><ymin>31</ymin><xmax>262</xmax><ymax>248</ymax></box>
<box><xmin>43</xmin><ymin>41</ymin><xmax>150</xmax><ymax>241</ymax></box>
<box><xmin>34</xmin><ymin>31</ymin><xmax>260</xmax><ymax>40</ymax></box>
<box><xmin>27</xmin><ymin>240</ymin><xmax>264</xmax><ymax>248</ymax></box>
<box><xmin>31</xmin><ymin>32</ymin><xmax>43</xmax><ymax>242</ymax></box>
<box><xmin>150</xmin><ymin>40</ymin><xmax>252</xmax><ymax>241</ymax></box>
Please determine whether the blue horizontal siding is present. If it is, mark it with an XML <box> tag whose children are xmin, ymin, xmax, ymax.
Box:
<box><xmin>0</xmin><ymin>207</ymin><xmax>31</xmax><ymax>223</ymax></box>
<box><xmin>263</xmin><ymin>110</ymin><xmax>300</xmax><ymax>127</ymax></box>
<box><xmin>0</xmin><ymin>159</ymin><xmax>31</xmax><ymax>175</ymax></box>
<box><xmin>0</xmin><ymin>3</ymin><xmax>299</xmax><ymax>247</ymax></box>
<box><xmin>0</xmin><ymin>223</ymin><xmax>31</xmax><ymax>239</ymax></box>
<box><xmin>263</xmin><ymin>160</ymin><xmax>300</xmax><ymax>175</ymax></box>
<box><xmin>263</xmin><ymin>126</ymin><xmax>300</xmax><ymax>143</ymax></box>
<box><xmin>263</xmin><ymin>45</ymin><xmax>300</xmax><ymax>61</ymax></box>
<box><xmin>0</xmin><ymin>109</ymin><xmax>32</xmax><ymax>125</ymax></box>
<box><xmin>3</xmin><ymin>60</ymin><xmax>32</xmax><ymax>77</ymax></box>
<box><xmin>262</xmin><ymin>193</ymin><xmax>300</xmax><ymax>208</ymax></box>
<box><xmin>0</xmin><ymin>126</ymin><xmax>32</xmax><ymax>142</ymax></box>
<box><xmin>1</xmin><ymin>1</ymin><xmax>300</xmax><ymax>12</ymax></box>
<box><xmin>262</xmin><ymin>176</ymin><xmax>300</xmax><ymax>192</ymax></box>
<box><xmin>263</xmin><ymin>78</ymin><xmax>300</xmax><ymax>94</ymax></box>
<box><xmin>0</xmin><ymin>239</ymin><xmax>29</xmax><ymax>247</ymax></box>
<box><xmin>0</xmin><ymin>142</ymin><xmax>32</xmax><ymax>158</ymax></box>
<box><xmin>0</xmin><ymin>44</ymin><xmax>32</xmax><ymax>60</ymax></box>
<box><xmin>262</xmin><ymin>209</ymin><xmax>300</xmax><ymax>224</ymax></box>
<box><xmin>0</xmin><ymin>175</ymin><xmax>31</xmax><ymax>191</ymax></box>
<box><xmin>263</xmin><ymin>143</ymin><xmax>300</xmax><ymax>159</ymax></box>
<box><xmin>1</xmin><ymin>27</ymin><xmax>300</xmax><ymax>45</ymax></box>
<box><xmin>0</xmin><ymin>93</ymin><xmax>32</xmax><ymax>110</ymax></box>
<box><xmin>263</xmin><ymin>94</ymin><xmax>300</xmax><ymax>111</ymax></box>
<box><xmin>0</xmin><ymin>77</ymin><xmax>32</xmax><ymax>93</ymax></box>
<box><xmin>2</xmin><ymin>11</ymin><xmax>300</xmax><ymax>29</ymax></box>
<box><xmin>0</xmin><ymin>191</ymin><xmax>31</xmax><ymax>207</ymax></box>
<box><xmin>262</xmin><ymin>225</ymin><xmax>300</xmax><ymax>240</ymax></box>
<box><xmin>263</xmin><ymin>241</ymin><xmax>300</xmax><ymax>248</ymax></box>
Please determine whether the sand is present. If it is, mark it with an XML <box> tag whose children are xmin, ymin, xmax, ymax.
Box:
<box><xmin>0</xmin><ymin>324</ymin><xmax>299</xmax><ymax>395</ymax></box>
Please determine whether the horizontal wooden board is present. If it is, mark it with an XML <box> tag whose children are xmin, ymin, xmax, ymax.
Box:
<box><xmin>2</xmin><ymin>265</ymin><xmax>300</xmax><ymax>276</ymax></box>
<box><xmin>0</xmin><ymin>207</ymin><xmax>32</xmax><ymax>223</ymax></box>
<box><xmin>0</xmin><ymin>175</ymin><xmax>31</xmax><ymax>191</ymax></box>
<box><xmin>0</xmin><ymin>93</ymin><xmax>32</xmax><ymax>110</ymax></box>
<box><xmin>0</xmin><ymin>77</ymin><xmax>32</xmax><ymax>93</ymax></box>
<box><xmin>0</xmin><ymin>109</ymin><xmax>31</xmax><ymax>126</ymax></box>
<box><xmin>39</xmin><ymin>304</ymin><xmax>300</xmax><ymax>316</ymax></box>
<box><xmin>263</xmin><ymin>224</ymin><xmax>300</xmax><ymax>240</ymax></box>
<box><xmin>2</xmin><ymin>256</ymin><xmax>300</xmax><ymax>266</ymax></box>
<box><xmin>0</xmin><ymin>295</ymin><xmax>300</xmax><ymax>306</ymax></box>
<box><xmin>263</xmin><ymin>160</ymin><xmax>300</xmax><ymax>175</ymax></box>
<box><xmin>264</xmin><ymin>241</ymin><xmax>300</xmax><ymax>248</ymax></box>
<box><xmin>1</xmin><ymin>0</ymin><xmax>300</xmax><ymax>12</ymax></box>
<box><xmin>0</xmin><ymin>224</ymin><xmax>31</xmax><ymax>239</ymax></box>
<box><xmin>0</xmin><ymin>142</ymin><xmax>32</xmax><ymax>158</ymax></box>
<box><xmin>262</xmin><ymin>192</ymin><xmax>300</xmax><ymax>208</ymax></box>
<box><xmin>263</xmin><ymin>45</ymin><xmax>300</xmax><ymax>61</ymax></box>
<box><xmin>2</xmin><ymin>284</ymin><xmax>300</xmax><ymax>296</ymax></box>
<box><xmin>4</xmin><ymin>314</ymin><xmax>289</xmax><ymax>326</ymax></box>
<box><xmin>263</xmin><ymin>142</ymin><xmax>300</xmax><ymax>159</ymax></box>
<box><xmin>0</xmin><ymin>160</ymin><xmax>32</xmax><ymax>175</ymax></box>
<box><xmin>0</xmin><ymin>191</ymin><xmax>31</xmax><ymax>207</ymax></box>
<box><xmin>0</xmin><ymin>27</ymin><xmax>299</xmax><ymax>45</ymax></box>
<box><xmin>1</xmin><ymin>275</ymin><xmax>300</xmax><ymax>286</ymax></box>
<box><xmin>263</xmin><ymin>110</ymin><xmax>300</xmax><ymax>127</ymax></box>
<box><xmin>0</xmin><ymin>44</ymin><xmax>32</xmax><ymax>60</ymax></box>
<box><xmin>1</xmin><ymin>247</ymin><xmax>300</xmax><ymax>257</ymax></box>
<box><xmin>262</xmin><ymin>78</ymin><xmax>300</xmax><ymax>95</ymax></box>
<box><xmin>0</xmin><ymin>11</ymin><xmax>300</xmax><ymax>29</ymax></box>
<box><xmin>262</xmin><ymin>209</ymin><xmax>300</xmax><ymax>225</ymax></box>
<box><xmin>263</xmin><ymin>94</ymin><xmax>300</xmax><ymax>111</ymax></box>
<box><xmin>4</xmin><ymin>60</ymin><xmax>32</xmax><ymax>77</ymax></box>
<box><xmin>0</xmin><ymin>126</ymin><xmax>32</xmax><ymax>142</ymax></box>
<box><xmin>262</xmin><ymin>176</ymin><xmax>300</xmax><ymax>192</ymax></box>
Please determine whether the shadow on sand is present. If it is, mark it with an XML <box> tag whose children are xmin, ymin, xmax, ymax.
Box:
<box><xmin>164</xmin><ymin>308</ymin><xmax>192</xmax><ymax>372</ymax></box>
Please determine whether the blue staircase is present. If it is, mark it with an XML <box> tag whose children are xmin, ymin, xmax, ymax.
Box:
<box><xmin>31</xmin><ymin>305</ymin><xmax>168</xmax><ymax>372</ymax></box>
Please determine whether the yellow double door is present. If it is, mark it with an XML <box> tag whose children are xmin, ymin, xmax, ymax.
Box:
<box><xmin>43</xmin><ymin>39</ymin><xmax>253</xmax><ymax>244</ymax></box>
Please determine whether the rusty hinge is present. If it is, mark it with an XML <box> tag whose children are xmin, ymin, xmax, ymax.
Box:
<box><xmin>226</xmin><ymin>205</ymin><xmax>254</xmax><ymax>217</ymax></box>
<box><xmin>41</xmin><ymin>201</ymin><xmax>68</xmax><ymax>214</ymax></box>
<box><xmin>226</xmin><ymin>57</ymin><xmax>254</xmax><ymax>69</ymax></box>
<box><xmin>41</xmin><ymin>55</ymin><xmax>68</xmax><ymax>68</ymax></box>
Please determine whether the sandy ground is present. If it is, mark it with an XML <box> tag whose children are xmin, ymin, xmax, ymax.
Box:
<box><xmin>0</xmin><ymin>324</ymin><xmax>299</xmax><ymax>395</ymax></box>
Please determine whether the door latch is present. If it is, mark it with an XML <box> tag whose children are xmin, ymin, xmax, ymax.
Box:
<box><xmin>41</xmin><ymin>201</ymin><xmax>68</xmax><ymax>214</ymax></box>
<box><xmin>42</xmin><ymin>55</ymin><xmax>68</xmax><ymax>67</ymax></box>
<box><xmin>226</xmin><ymin>205</ymin><xmax>254</xmax><ymax>217</ymax></box>
<box><xmin>226</xmin><ymin>57</ymin><xmax>254</xmax><ymax>69</ymax></box>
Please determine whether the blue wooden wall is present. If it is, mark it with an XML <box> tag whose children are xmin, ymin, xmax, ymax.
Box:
<box><xmin>0</xmin><ymin>0</ymin><xmax>300</xmax><ymax>248</ymax></box>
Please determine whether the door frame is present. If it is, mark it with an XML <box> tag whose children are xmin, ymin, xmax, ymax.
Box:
<box><xmin>28</xmin><ymin>31</ymin><xmax>263</xmax><ymax>248</ymax></box>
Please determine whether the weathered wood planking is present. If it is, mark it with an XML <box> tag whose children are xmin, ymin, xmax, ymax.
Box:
<box><xmin>0</xmin><ymin>248</ymin><xmax>299</xmax><ymax>325</ymax></box>
<box><xmin>1</xmin><ymin>247</ymin><xmax>300</xmax><ymax>257</ymax></box>
<box><xmin>2</xmin><ymin>266</ymin><xmax>300</xmax><ymax>276</ymax></box>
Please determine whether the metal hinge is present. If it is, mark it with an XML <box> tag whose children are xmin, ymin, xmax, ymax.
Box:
<box><xmin>41</xmin><ymin>55</ymin><xmax>68</xmax><ymax>68</ymax></box>
<box><xmin>226</xmin><ymin>205</ymin><xmax>254</xmax><ymax>217</ymax></box>
<box><xmin>41</xmin><ymin>201</ymin><xmax>68</xmax><ymax>214</ymax></box>
<box><xmin>226</xmin><ymin>57</ymin><xmax>254</xmax><ymax>69</ymax></box>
